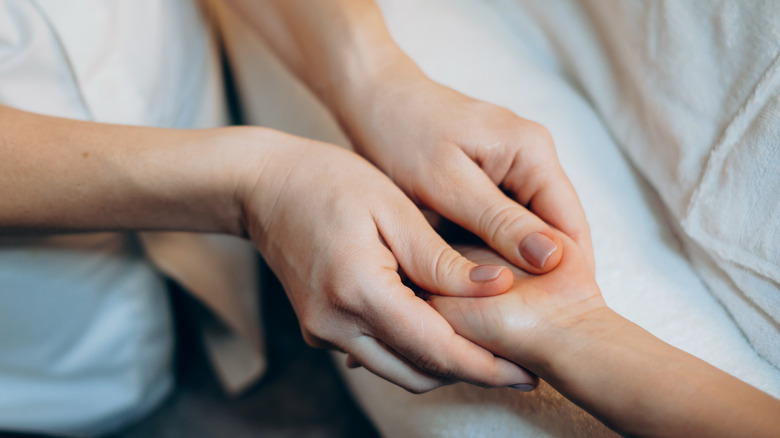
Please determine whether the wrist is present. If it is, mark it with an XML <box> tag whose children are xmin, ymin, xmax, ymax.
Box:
<box><xmin>525</xmin><ymin>302</ymin><xmax>627</xmax><ymax>379</ymax></box>
<box><xmin>332</xmin><ymin>48</ymin><xmax>422</xmax><ymax>126</ymax></box>
<box><xmin>230</xmin><ymin>127</ymin><xmax>319</xmax><ymax>243</ymax></box>
<box><xmin>126</xmin><ymin>126</ymin><xmax>272</xmax><ymax>237</ymax></box>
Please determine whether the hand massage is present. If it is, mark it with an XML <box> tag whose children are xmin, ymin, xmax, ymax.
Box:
<box><xmin>1</xmin><ymin>0</ymin><xmax>778</xmax><ymax>436</ymax></box>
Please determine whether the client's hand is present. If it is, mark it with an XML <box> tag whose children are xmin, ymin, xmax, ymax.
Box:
<box><xmin>341</xmin><ymin>64</ymin><xmax>593</xmax><ymax>274</ymax></box>
<box><xmin>237</xmin><ymin>128</ymin><xmax>535</xmax><ymax>393</ymax></box>
<box><xmin>429</xmin><ymin>234</ymin><xmax>780</xmax><ymax>437</ymax></box>
<box><xmin>427</xmin><ymin>233</ymin><xmax>604</xmax><ymax>372</ymax></box>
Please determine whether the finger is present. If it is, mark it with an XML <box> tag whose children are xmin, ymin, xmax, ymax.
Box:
<box><xmin>499</xmin><ymin>125</ymin><xmax>594</xmax><ymax>272</ymax></box>
<box><xmin>426</xmin><ymin>293</ymin><xmax>538</xmax><ymax>390</ymax></box>
<box><xmin>365</xmin><ymin>285</ymin><xmax>538</xmax><ymax>389</ymax></box>
<box><xmin>415</xmin><ymin>151</ymin><xmax>562</xmax><ymax>274</ymax></box>
<box><xmin>344</xmin><ymin>335</ymin><xmax>448</xmax><ymax>393</ymax></box>
<box><xmin>378</xmin><ymin>203</ymin><xmax>514</xmax><ymax>297</ymax></box>
<box><xmin>345</xmin><ymin>354</ymin><xmax>362</xmax><ymax>369</ymax></box>
<box><xmin>426</xmin><ymin>294</ymin><xmax>507</xmax><ymax>354</ymax></box>
<box><xmin>428</xmin><ymin>292</ymin><xmax>540</xmax><ymax>391</ymax></box>
<box><xmin>523</xmin><ymin>177</ymin><xmax>594</xmax><ymax>273</ymax></box>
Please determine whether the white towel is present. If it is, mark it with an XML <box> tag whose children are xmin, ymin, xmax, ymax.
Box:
<box><xmin>498</xmin><ymin>0</ymin><xmax>780</xmax><ymax>372</ymax></box>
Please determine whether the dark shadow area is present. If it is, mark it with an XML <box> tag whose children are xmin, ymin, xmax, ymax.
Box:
<box><xmin>108</xmin><ymin>258</ymin><xmax>379</xmax><ymax>438</ymax></box>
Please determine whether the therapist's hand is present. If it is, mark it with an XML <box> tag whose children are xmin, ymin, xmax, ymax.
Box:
<box><xmin>340</xmin><ymin>64</ymin><xmax>593</xmax><ymax>273</ymax></box>
<box><xmin>236</xmin><ymin>127</ymin><xmax>536</xmax><ymax>393</ymax></box>
<box><xmin>224</xmin><ymin>0</ymin><xmax>591</xmax><ymax>273</ymax></box>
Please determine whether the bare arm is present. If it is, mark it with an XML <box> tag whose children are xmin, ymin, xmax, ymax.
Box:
<box><xmin>0</xmin><ymin>103</ymin><xmax>536</xmax><ymax>392</ymax></box>
<box><xmin>430</xmin><ymin>239</ymin><xmax>780</xmax><ymax>437</ymax></box>
<box><xmin>225</xmin><ymin>0</ymin><xmax>400</xmax><ymax>115</ymax></box>
<box><xmin>543</xmin><ymin>308</ymin><xmax>780</xmax><ymax>437</ymax></box>
<box><xmin>226</xmin><ymin>0</ymin><xmax>595</xmax><ymax>274</ymax></box>
<box><xmin>0</xmin><ymin>104</ymin><xmax>249</xmax><ymax>235</ymax></box>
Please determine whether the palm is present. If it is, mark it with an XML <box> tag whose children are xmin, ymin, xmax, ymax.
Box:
<box><xmin>430</xmin><ymin>234</ymin><xmax>604</xmax><ymax>369</ymax></box>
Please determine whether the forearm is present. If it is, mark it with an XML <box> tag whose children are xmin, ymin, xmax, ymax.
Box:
<box><xmin>534</xmin><ymin>308</ymin><xmax>780</xmax><ymax>437</ymax></box>
<box><xmin>225</xmin><ymin>0</ymin><xmax>422</xmax><ymax>128</ymax></box>
<box><xmin>0</xmin><ymin>105</ymin><xmax>265</xmax><ymax>235</ymax></box>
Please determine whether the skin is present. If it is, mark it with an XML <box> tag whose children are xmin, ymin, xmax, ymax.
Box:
<box><xmin>3</xmin><ymin>1</ymin><xmax>775</xmax><ymax>433</ymax></box>
<box><xmin>227</xmin><ymin>0</ymin><xmax>593</xmax><ymax>273</ymax></box>
<box><xmin>0</xmin><ymin>106</ymin><xmax>533</xmax><ymax>392</ymax></box>
<box><xmin>1</xmin><ymin>0</ymin><xmax>586</xmax><ymax>393</ymax></box>
<box><xmin>429</xmin><ymin>236</ymin><xmax>780</xmax><ymax>437</ymax></box>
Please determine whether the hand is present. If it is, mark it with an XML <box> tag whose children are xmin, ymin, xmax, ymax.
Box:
<box><xmin>235</xmin><ymin>127</ymin><xmax>537</xmax><ymax>392</ymax></box>
<box><xmin>428</xmin><ymin>236</ymin><xmax>780</xmax><ymax>438</ymax></box>
<box><xmin>427</xmin><ymin>233</ymin><xmax>605</xmax><ymax>372</ymax></box>
<box><xmin>340</xmin><ymin>64</ymin><xmax>594</xmax><ymax>274</ymax></box>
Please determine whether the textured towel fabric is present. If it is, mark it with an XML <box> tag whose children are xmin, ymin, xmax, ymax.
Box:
<box><xmin>222</xmin><ymin>0</ymin><xmax>780</xmax><ymax>436</ymax></box>
<box><xmin>500</xmin><ymin>0</ymin><xmax>780</xmax><ymax>374</ymax></box>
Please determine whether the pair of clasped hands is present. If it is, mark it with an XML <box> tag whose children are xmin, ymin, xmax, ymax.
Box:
<box><xmin>245</xmin><ymin>63</ymin><xmax>596</xmax><ymax>394</ymax></box>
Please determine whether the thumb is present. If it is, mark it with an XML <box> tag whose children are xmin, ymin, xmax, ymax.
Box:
<box><xmin>420</xmin><ymin>158</ymin><xmax>562</xmax><ymax>274</ymax></box>
<box><xmin>379</xmin><ymin>206</ymin><xmax>514</xmax><ymax>297</ymax></box>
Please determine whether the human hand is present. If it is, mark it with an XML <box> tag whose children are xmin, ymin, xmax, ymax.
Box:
<box><xmin>339</xmin><ymin>64</ymin><xmax>593</xmax><ymax>274</ymax></box>
<box><xmin>428</xmin><ymin>235</ymin><xmax>780</xmax><ymax>438</ymax></box>
<box><xmin>235</xmin><ymin>127</ymin><xmax>537</xmax><ymax>392</ymax></box>
<box><xmin>427</xmin><ymin>233</ymin><xmax>605</xmax><ymax>373</ymax></box>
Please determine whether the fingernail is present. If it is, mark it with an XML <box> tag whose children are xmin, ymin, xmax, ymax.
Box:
<box><xmin>509</xmin><ymin>383</ymin><xmax>535</xmax><ymax>392</ymax></box>
<box><xmin>520</xmin><ymin>233</ymin><xmax>557</xmax><ymax>269</ymax></box>
<box><xmin>470</xmin><ymin>265</ymin><xmax>505</xmax><ymax>283</ymax></box>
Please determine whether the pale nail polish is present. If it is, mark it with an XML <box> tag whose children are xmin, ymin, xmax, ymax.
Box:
<box><xmin>470</xmin><ymin>265</ymin><xmax>504</xmax><ymax>282</ymax></box>
<box><xmin>520</xmin><ymin>233</ymin><xmax>557</xmax><ymax>269</ymax></box>
<box><xmin>509</xmin><ymin>383</ymin><xmax>535</xmax><ymax>392</ymax></box>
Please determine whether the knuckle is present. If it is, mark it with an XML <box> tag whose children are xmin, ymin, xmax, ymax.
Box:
<box><xmin>425</xmin><ymin>150</ymin><xmax>472</xmax><ymax>194</ymax></box>
<box><xmin>300</xmin><ymin>327</ymin><xmax>329</xmax><ymax>349</ymax></box>
<box><xmin>328</xmin><ymin>284</ymin><xmax>362</xmax><ymax>316</ymax></box>
<box><xmin>298</xmin><ymin>309</ymin><xmax>338</xmax><ymax>349</ymax></box>
<box><xmin>431</xmin><ymin>246</ymin><xmax>466</xmax><ymax>291</ymax></box>
<box><xmin>521</xmin><ymin>121</ymin><xmax>554</xmax><ymax>146</ymax></box>
<box><xmin>477</xmin><ymin>201</ymin><xmax>527</xmax><ymax>243</ymax></box>
<box><xmin>321</xmin><ymin>262</ymin><xmax>371</xmax><ymax>316</ymax></box>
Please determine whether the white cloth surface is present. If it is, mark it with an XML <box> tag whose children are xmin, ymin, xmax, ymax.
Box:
<box><xmin>0</xmin><ymin>234</ymin><xmax>172</xmax><ymax>436</ymax></box>
<box><xmin>0</xmin><ymin>0</ymin><xmax>262</xmax><ymax>434</ymax></box>
<box><xmin>222</xmin><ymin>0</ymin><xmax>780</xmax><ymax>436</ymax></box>
<box><xmin>498</xmin><ymin>0</ymin><xmax>780</xmax><ymax>376</ymax></box>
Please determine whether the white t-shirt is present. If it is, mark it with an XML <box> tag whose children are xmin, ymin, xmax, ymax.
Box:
<box><xmin>0</xmin><ymin>0</ymin><xmax>225</xmax><ymax>434</ymax></box>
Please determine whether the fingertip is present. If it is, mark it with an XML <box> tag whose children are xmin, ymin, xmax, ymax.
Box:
<box><xmin>469</xmin><ymin>265</ymin><xmax>505</xmax><ymax>283</ymax></box>
<box><xmin>468</xmin><ymin>264</ymin><xmax>514</xmax><ymax>296</ymax></box>
<box><xmin>491</xmin><ymin>355</ymin><xmax>538</xmax><ymax>386</ymax></box>
<box><xmin>509</xmin><ymin>382</ymin><xmax>537</xmax><ymax>392</ymax></box>
<box><xmin>519</xmin><ymin>231</ymin><xmax>562</xmax><ymax>273</ymax></box>
<box><xmin>510</xmin><ymin>372</ymin><xmax>540</xmax><ymax>392</ymax></box>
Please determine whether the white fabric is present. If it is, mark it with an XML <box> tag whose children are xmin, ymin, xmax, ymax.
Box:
<box><xmin>503</xmin><ymin>0</ymin><xmax>780</xmax><ymax>373</ymax></box>
<box><xmin>0</xmin><ymin>234</ymin><xmax>172</xmax><ymax>436</ymax></box>
<box><xmin>0</xmin><ymin>0</ymin><xmax>256</xmax><ymax>435</ymax></box>
<box><xmin>222</xmin><ymin>0</ymin><xmax>780</xmax><ymax>436</ymax></box>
